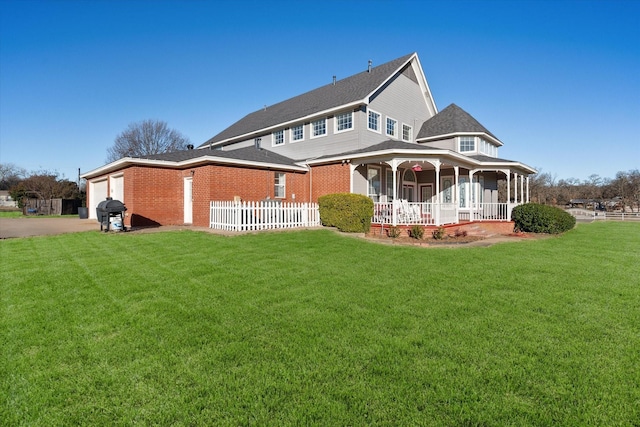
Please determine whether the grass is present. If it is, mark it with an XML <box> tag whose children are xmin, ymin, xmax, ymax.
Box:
<box><xmin>1</xmin><ymin>222</ymin><xmax>639</xmax><ymax>426</ymax></box>
<box><xmin>0</xmin><ymin>211</ymin><xmax>22</xmax><ymax>218</ymax></box>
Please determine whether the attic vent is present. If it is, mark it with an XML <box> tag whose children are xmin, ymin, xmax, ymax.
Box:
<box><xmin>186</xmin><ymin>144</ymin><xmax>194</xmax><ymax>150</ymax></box>
<box><xmin>368</xmin><ymin>60</ymin><xmax>372</xmax><ymax>73</ymax></box>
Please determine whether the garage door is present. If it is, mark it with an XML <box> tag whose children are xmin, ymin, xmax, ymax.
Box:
<box><xmin>89</xmin><ymin>179</ymin><xmax>108</xmax><ymax>219</ymax></box>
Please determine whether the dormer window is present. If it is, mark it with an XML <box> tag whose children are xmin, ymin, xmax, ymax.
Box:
<box><xmin>459</xmin><ymin>136</ymin><xmax>475</xmax><ymax>152</ymax></box>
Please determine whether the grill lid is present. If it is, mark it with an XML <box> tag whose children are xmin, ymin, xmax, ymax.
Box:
<box><xmin>96</xmin><ymin>197</ymin><xmax>126</xmax><ymax>213</ymax></box>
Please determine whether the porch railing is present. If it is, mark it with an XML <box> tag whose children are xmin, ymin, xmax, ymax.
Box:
<box><xmin>372</xmin><ymin>201</ymin><xmax>513</xmax><ymax>226</ymax></box>
<box><xmin>210</xmin><ymin>200</ymin><xmax>320</xmax><ymax>231</ymax></box>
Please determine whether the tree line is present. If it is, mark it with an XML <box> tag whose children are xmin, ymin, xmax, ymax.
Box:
<box><xmin>524</xmin><ymin>169</ymin><xmax>640</xmax><ymax>211</ymax></box>
<box><xmin>0</xmin><ymin>164</ymin><xmax>83</xmax><ymax>208</ymax></box>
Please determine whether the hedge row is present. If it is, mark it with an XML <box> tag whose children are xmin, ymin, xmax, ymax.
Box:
<box><xmin>511</xmin><ymin>203</ymin><xmax>576</xmax><ymax>234</ymax></box>
<box><xmin>318</xmin><ymin>193</ymin><xmax>373</xmax><ymax>233</ymax></box>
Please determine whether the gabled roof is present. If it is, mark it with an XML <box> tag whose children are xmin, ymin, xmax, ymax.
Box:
<box><xmin>417</xmin><ymin>103</ymin><xmax>501</xmax><ymax>144</ymax></box>
<box><xmin>199</xmin><ymin>53</ymin><xmax>421</xmax><ymax>148</ymax></box>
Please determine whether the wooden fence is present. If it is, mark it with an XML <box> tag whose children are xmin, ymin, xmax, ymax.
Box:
<box><xmin>210</xmin><ymin>200</ymin><xmax>321</xmax><ymax>231</ymax></box>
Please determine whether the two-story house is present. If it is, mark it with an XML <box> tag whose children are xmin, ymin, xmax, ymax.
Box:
<box><xmin>81</xmin><ymin>52</ymin><xmax>535</xmax><ymax>229</ymax></box>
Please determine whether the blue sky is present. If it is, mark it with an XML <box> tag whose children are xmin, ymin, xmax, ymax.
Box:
<box><xmin>1</xmin><ymin>0</ymin><xmax>638</xmax><ymax>183</ymax></box>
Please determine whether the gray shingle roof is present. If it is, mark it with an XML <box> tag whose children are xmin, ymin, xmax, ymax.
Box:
<box><xmin>417</xmin><ymin>103</ymin><xmax>499</xmax><ymax>141</ymax></box>
<box><xmin>312</xmin><ymin>140</ymin><xmax>444</xmax><ymax>160</ymax></box>
<box><xmin>132</xmin><ymin>146</ymin><xmax>299</xmax><ymax>168</ymax></box>
<box><xmin>199</xmin><ymin>53</ymin><xmax>415</xmax><ymax>147</ymax></box>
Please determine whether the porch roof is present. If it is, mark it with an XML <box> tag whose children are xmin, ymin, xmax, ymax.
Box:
<box><xmin>303</xmin><ymin>140</ymin><xmax>536</xmax><ymax>174</ymax></box>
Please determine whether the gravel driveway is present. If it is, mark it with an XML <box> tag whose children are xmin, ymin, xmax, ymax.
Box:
<box><xmin>0</xmin><ymin>217</ymin><xmax>100</xmax><ymax>239</ymax></box>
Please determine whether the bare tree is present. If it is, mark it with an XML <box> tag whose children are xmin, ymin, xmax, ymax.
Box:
<box><xmin>106</xmin><ymin>120</ymin><xmax>190</xmax><ymax>162</ymax></box>
<box><xmin>0</xmin><ymin>163</ymin><xmax>26</xmax><ymax>190</ymax></box>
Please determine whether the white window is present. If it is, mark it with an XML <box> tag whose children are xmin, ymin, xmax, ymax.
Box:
<box><xmin>459</xmin><ymin>136</ymin><xmax>475</xmax><ymax>152</ymax></box>
<box><xmin>385</xmin><ymin>169</ymin><xmax>394</xmax><ymax>201</ymax></box>
<box><xmin>274</xmin><ymin>173</ymin><xmax>285</xmax><ymax>198</ymax></box>
<box><xmin>335</xmin><ymin>112</ymin><xmax>353</xmax><ymax>133</ymax></box>
<box><xmin>386</xmin><ymin>117</ymin><xmax>397</xmax><ymax>138</ymax></box>
<box><xmin>272</xmin><ymin>129</ymin><xmax>284</xmax><ymax>146</ymax></box>
<box><xmin>312</xmin><ymin>118</ymin><xmax>326</xmax><ymax>138</ymax></box>
<box><xmin>368</xmin><ymin>110</ymin><xmax>381</xmax><ymax>132</ymax></box>
<box><xmin>402</xmin><ymin>124</ymin><xmax>412</xmax><ymax>142</ymax></box>
<box><xmin>367</xmin><ymin>166</ymin><xmax>381</xmax><ymax>202</ymax></box>
<box><xmin>291</xmin><ymin>125</ymin><xmax>304</xmax><ymax>142</ymax></box>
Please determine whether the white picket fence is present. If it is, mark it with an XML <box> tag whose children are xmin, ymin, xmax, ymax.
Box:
<box><xmin>210</xmin><ymin>200</ymin><xmax>321</xmax><ymax>231</ymax></box>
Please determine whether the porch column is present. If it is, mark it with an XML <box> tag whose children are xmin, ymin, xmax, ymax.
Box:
<box><xmin>469</xmin><ymin>170</ymin><xmax>476</xmax><ymax>222</ymax></box>
<box><xmin>454</xmin><ymin>166</ymin><xmax>459</xmax><ymax>223</ymax></box>
<box><xmin>526</xmin><ymin>176</ymin><xmax>530</xmax><ymax>203</ymax></box>
<box><xmin>426</xmin><ymin>159</ymin><xmax>441</xmax><ymax>225</ymax></box>
<box><xmin>349</xmin><ymin>163</ymin><xmax>356</xmax><ymax>194</ymax></box>
<box><xmin>520</xmin><ymin>173</ymin><xmax>525</xmax><ymax>204</ymax></box>
<box><xmin>506</xmin><ymin>172</ymin><xmax>511</xmax><ymax>204</ymax></box>
<box><xmin>514</xmin><ymin>173</ymin><xmax>519</xmax><ymax>204</ymax></box>
<box><xmin>390</xmin><ymin>159</ymin><xmax>399</xmax><ymax>226</ymax></box>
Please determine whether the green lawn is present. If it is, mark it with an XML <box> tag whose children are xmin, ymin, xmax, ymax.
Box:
<box><xmin>1</xmin><ymin>222</ymin><xmax>639</xmax><ymax>426</ymax></box>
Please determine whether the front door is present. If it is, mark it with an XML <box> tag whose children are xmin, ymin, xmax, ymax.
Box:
<box><xmin>183</xmin><ymin>177</ymin><xmax>193</xmax><ymax>224</ymax></box>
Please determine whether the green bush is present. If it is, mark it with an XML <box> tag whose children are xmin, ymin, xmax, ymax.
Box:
<box><xmin>318</xmin><ymin>193</ymin><xmax>374</xmax><ymax>233</ymax></box>
<box><xmin>511</xmin><ymin>203</ymin><xmax>576</xmax><ymax>234</ymax></box>
<box><xmin>432</xmin><ymin>226</ymin><xmax>446</xmax><ymax>240</ymax></box>
<box><xmin>410</xmin><ymin>225</ymin><xmax>424</xmax><ymax>240</ymax></box>
<box><xmin>387</xmin><ymin>226</ymin><xmax>401</xmax><ymax>238</ymax></box>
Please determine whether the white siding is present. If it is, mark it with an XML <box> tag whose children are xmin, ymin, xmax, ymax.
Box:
<box><xmin>420</xmin><ymin>137</ymin><xmax>456</xmax><ymax>151</ymax></box>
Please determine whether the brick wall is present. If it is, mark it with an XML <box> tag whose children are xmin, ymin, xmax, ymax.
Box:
<box><xmin>87</xmin><ymin>164</ymin><xmax>324</xmax><ymax>228</ymax></box>
<box><xmin>309</xmin><ymin>163</ymin><xmax>351</xmax><ymax>201</ymax></box>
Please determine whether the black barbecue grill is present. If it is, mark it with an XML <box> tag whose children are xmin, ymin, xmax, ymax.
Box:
<box><xmin>96</xmin><ymin>197</ymin><xmax>127</xmax><ymax>232</ymax></box>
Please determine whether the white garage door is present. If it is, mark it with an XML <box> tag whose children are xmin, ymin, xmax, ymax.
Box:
<box><xmin>89</xmin><ymin>179</ymin><xmax>108</xmax><ymax>219</ymax></box>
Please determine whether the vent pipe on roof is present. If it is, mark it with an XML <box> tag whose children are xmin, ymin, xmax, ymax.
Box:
<box><xmin>368</xmin><ymin>60</ymin><xmax>372</xmax><ymax>73</ymax></box>
<box><xmin>332</xmin><ymin>75</ymin><xmax>336</xmax><ymax>85</ymax></box>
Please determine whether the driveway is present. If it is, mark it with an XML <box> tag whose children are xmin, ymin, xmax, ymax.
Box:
<box><xmin>0</xmin><ymin>217</ymin><xmax>99</xmax><ymax>239</ymax></box>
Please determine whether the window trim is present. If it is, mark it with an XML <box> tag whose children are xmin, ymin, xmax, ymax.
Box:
<box><xmin>334</xmin><ymin>111</ymin><xmax>353</xmax><ymax>134</ymax></box>
<box><xmin>367</xmin><ymin>165</ymin><xmax>381</xmax><ymax>202</ymax></box>
<box><xmin>386</xmin><ymin>116</ymin><xmax>398</xmax><ymax>138</ymax></box>
<box><xmin>368</xmin><ymin>109</ymin><xmax>381</xmax><ymax>133</ymax></box>
<box><xmin>290</xmin><ymin>124</ymin><xmax>304</xmax><ymax>143</ymax></box>
<box><xmin>274</xmin><ymin>172</ymin><xmax>286</xmax><ymax>199</ymax></box>
<box><xmin>311</xmin><ymin>118</ymin><xmax>327</xmax><ymax>139</ymax></box>
<box><xmin>272</xmin><ymin>129</ymin><xmax>285</xmax><ymax>147</ymax></box>
<box><xmin>402</xmin><ymin>123</ymin><xmax>413</xmax><ymax>142</ymax></box>
<box><xmin>459</xmin><ymin>136</ymin><xmax>475</xmax><ymax>153</ymax></box>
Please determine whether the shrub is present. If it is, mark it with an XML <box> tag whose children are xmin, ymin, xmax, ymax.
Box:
<box><xmin>410</xmin><ymin>225</ymin><xmax>424</xmax><ymax>240</ymax></box>
<box><xmin>318</xmin><ymin>193</ymin><xmax>374</xmax><ymax>233</ymax></box>
<box><xmin>511</xmin><ymin>203</ymin><xmax>576</xmax><ymax>234</ymax></box>
<box><xmin>387</xmin><ymin>226</ymin><xmax>401</xmax><ymax>238</ymax></box>
<box><xmin>454</xmin><ymin>228</ymin><xmax>468</xmax><ymax>237</ymax></box>
<box><xmin>432</xmin><ymin>226</ymin><xmax>446</xmax><ymax>240</ymax></box>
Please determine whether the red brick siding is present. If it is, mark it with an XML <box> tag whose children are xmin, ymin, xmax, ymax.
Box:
<box><xmin>88</xmin><ymin>164</ymin><xmax>319</xmax><ymax>228</ymax></box>
<box><xmin>309</xmin><ymin>163</ymin><xmax>350</xmax><ymax>202</ymax></box>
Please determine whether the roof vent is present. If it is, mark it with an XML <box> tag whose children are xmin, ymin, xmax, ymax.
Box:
<box><xmin>332</xmin><ymin>75</ymin><xmax>336</xmax><ymax>85</ymax></box>
<box><xmin>186</xmin><ymin>144</ymin><xmax>194</xmax><ymax>150</ymax></box>
<box><xmin>368</xmin><ymin>60</ymin><xmax>372</xmax><ymax>73</ymax></box>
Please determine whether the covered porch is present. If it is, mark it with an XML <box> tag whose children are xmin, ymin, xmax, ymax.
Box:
<box><xmin>351</xmin><ymin>156</ymin><xmax>533</xmax><ymax>227</ymax></box>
